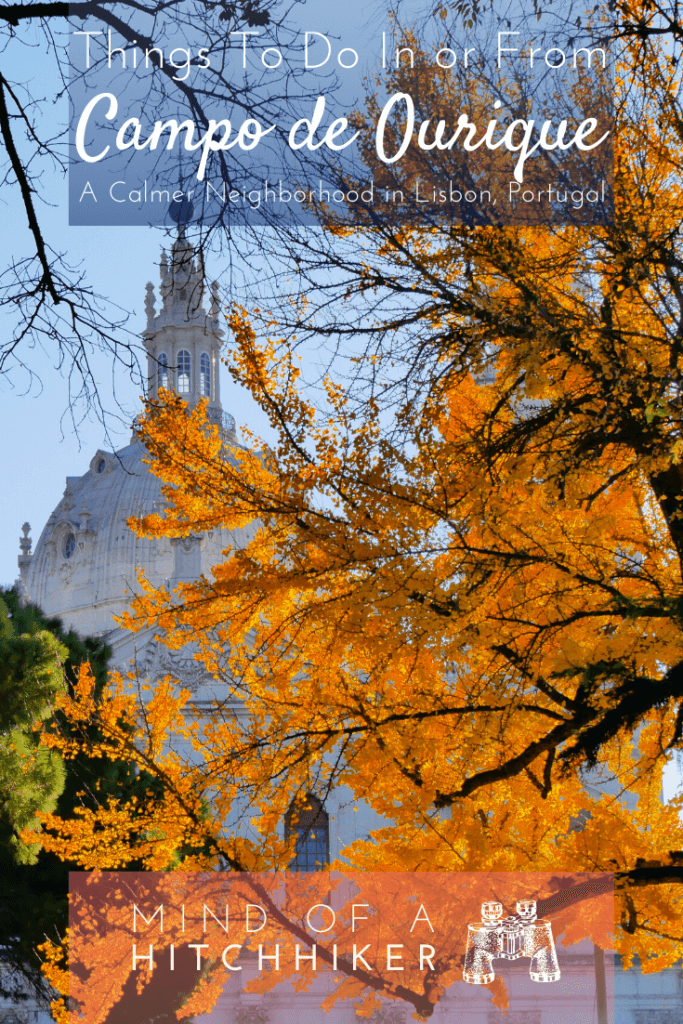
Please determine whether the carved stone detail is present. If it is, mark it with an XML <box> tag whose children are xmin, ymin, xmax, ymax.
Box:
<box><xmin>89</xmin><ymin>450</ymin><xmax>116</xmax><ymax>477</ymax></box>
<box><xmin>235</xmin><ymin>1008</ymin><xmax>269</xmax><ymax>1024</ymax></box>
<box><xmin>17</xmin><ymin>522</ymin><xmax>32</xmax><ymax>579</ymax></box>
<box><xmin>210</xmin><ymin>279</ymin><xmax>221</xmax><ymax>318</ymax></box>
<box><xmin>171</xmin><ymin>534</ymin><xmax>203</xmax><ymax>581</ymax></box>
<box><xmin>144</xmin><ymin>281</ymin><xmax>156</xmax><ymax>326</ymax></box>
<box><xmin>0</xmin><ymin>1009</ymin><xmax>30</xmax><ymax>1024</ymax></box>
<box><xmin>137</xmin><ymin>639</ymin><xmax>210</xmax><ymax>694</ymax></box>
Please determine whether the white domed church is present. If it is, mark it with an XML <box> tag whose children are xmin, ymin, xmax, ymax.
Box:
<box><xmin>15</xmin><ymin>232</ymin><xmax>254</xmax><ymax>702</ymax></box>
<box><xmin>9</xmin><ymin>237</ymin><xmax>683</xmax><ymax>1024</ymax></box>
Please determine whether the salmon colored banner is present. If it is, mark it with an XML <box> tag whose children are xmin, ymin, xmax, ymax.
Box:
<box><xmin>68</xmin><ymin>871</ymin><xmax>614</xmax><ymax>1023</ymax></box>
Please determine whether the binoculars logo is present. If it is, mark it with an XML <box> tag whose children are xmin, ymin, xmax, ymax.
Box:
<box><xmin>463</xmin><ymin>899</ymin><xmax>561</xmax><ymax>985</ymax></box>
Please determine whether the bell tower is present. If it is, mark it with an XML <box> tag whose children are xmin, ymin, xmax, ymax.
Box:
<box><xmin>142</xmin><ymin>229</ymin><xmax>228</xmax><ymax>429</ymax></box>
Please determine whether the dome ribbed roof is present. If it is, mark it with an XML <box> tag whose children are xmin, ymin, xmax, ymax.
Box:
<box><xmin>25</xmin><ymin>439</ymin><xmax>171</xmax><ymax>637</ymax></box>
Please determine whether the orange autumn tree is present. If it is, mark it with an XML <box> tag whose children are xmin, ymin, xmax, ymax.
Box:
<box><xmin>33</xmin><ymin>342</ymin><xmax>683</xmax><ymax>970</ymax></box>
<box><xmin>27</xmin><ymin>0</ymin><xmax>683</xmax><ymax>1002</ymax></box>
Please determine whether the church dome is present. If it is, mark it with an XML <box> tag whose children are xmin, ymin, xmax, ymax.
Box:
<box><xmin>22</xmin><ymin>439</ymin><xmax>173</xmax><ymax>637</ymax></box>
<box><xmin>21</xmin><ymin>436</ymin><xmax>251</xmax><ymax>641</ymax></box>
<box><xmin>16</xmin><ymin>235</ymin><xmax>253</xmax><ymax>672</ymax></box>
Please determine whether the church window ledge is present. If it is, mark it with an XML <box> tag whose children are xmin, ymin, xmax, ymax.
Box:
<box><xmin>200</xmin><ymin>352</ymin><xmax>211</xmax><ymax>397</ymax></box>
<box><xmin>158</xmin><ymin>352</ymin><xmax>169</xmax><ymax>390</ymax></box>
<box><xmin>89</xmin><ymin>451</ymin><xmax>115</xmax><ymax>476</ymax></box>
<box><xmin>285</xmin><ymin>794</ymin><xmax>330</xmax><ymax>872</ymax></box>
<box><xmin>177</xmin><ymin>349</ymin><xmax>191</xmax><ymax>394</ymax></box>
<box><xmin>63</xmin><ymin>532</ymin><xmax>76</xmax><ymax>559</ymax></box>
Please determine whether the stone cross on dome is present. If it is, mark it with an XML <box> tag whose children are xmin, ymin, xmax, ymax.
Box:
<box><xmin>141</xmin><ymin>228</ymin><xmax>230</xmax><ymax>434</ymax></box>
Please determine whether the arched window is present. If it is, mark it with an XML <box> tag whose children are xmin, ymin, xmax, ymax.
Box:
<box><xmin>200</xmin><ymin>352</ymin><xmax>211</xmax><ymax>398</ymax></box>
<box><xmin>158</xmin><ymin>352</ymin><xmax>169</xmax><ymax>390</ymax></box>
<box><xmin>177</xmin><ymin>350</ymin><xmax>191</xmax><ymax>394</ymax></box>
<box><xmin>285</xmin><ymin>794</ymin><xmax>329</xmax><ymax>872</ymax></box>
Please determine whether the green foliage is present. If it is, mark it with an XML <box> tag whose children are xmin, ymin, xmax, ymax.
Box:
<box><xmin>0</xmin><ymin>594</ymin><xmax>68</xmax><ymax>864</ymax></box>
<box><xmin>0</xmin><ymin>588</ymin><xmax>114</xmax><ymax>1002</ymax></box>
